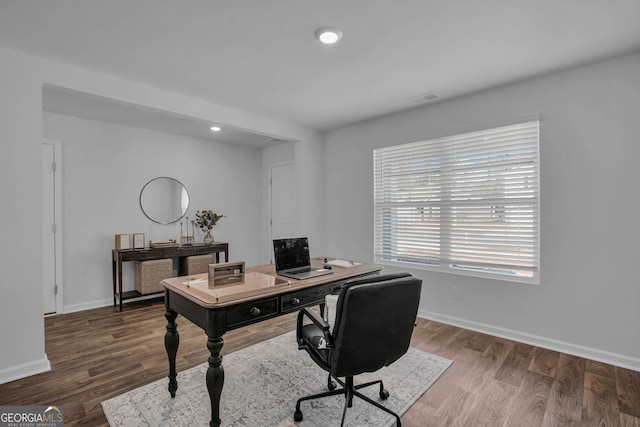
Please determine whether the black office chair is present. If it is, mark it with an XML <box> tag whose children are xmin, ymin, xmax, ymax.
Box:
<box><xmin>294</xmin><ymin>273</ymin><xmax>422</xmax><ymax>426</ymax></box>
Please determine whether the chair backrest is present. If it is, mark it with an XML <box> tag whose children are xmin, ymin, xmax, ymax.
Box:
<box><xmin>329</xmin><ymin>273</ymin><xmax>422</xmax><ymax>378</ymax></box>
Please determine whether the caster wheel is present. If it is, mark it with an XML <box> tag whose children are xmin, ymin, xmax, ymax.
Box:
<box><xmin>380</xmin><ymin>389</ymin><xmax>390</xmax><ymax>400</ymax></box>
<box><xmin>328</xmin><ymin>380</ymin><xmax>337</xmax><ymax>391</ymax></box>
<box><xmin>294</xmin><ymin>410</ymin><xmax>303</xmax><ymax>422</ymax></box>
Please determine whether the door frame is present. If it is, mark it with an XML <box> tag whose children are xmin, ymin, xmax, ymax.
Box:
<box><xmin>42</xmin><ymin>138</ymin><xmax>64</xmax><ymax>314</ymax></box>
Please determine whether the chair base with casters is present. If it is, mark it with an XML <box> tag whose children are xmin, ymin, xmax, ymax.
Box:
<box><xmin>292</xmin><ymin>272</ymin><xmax>422</xmax><ymax>427</ymax></box>
<box><xmin>294</xmin><ymin>374</ymin><xmax>399</xmax><ymax>426</ymax></box>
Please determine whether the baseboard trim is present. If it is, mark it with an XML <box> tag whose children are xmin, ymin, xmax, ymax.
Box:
<box><xmin>418</xmin><ymin>309</ymin><xmax>640</xmax><ymax>372</ymax></box>
<box><xmin>0</xmin><ymin>355</ymin><xmax>51</xmax><ymax>385</ymax></box>
<box><xmin>63</xmin><ymin>294</ymin><xmax>162</xmax><ymax>314</ymax></box>
<box><xmin>63</xmin><ymin>298</ymin><xmax>112</xmax><ymax>313</ymax></box>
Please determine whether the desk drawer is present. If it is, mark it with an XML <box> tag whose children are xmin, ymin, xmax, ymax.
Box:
<box><xmin>120</xmin><ymin>250</ymin><xmax>161</xmax><ymax>261</ymax></box>
<box><xmin>281</xmin><ymin>284</ymin><xmax>340</xmax><ymax>313</ymax></box>
<box><xmin>226</xmin><ymin>298</ymin><xmax>278</xmax><ymax>329</ymax></box>
<box><xmin>163</xmin><ymin>247</ymin><xmax>197</xmax><ymax>257</ymax></box>
<box><xmin>196</xmin><ymin>244</ymin><xmax>226</xmax><ymax>255</ymax></box>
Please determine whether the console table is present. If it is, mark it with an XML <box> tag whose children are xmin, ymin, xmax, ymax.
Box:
<box><xmin>162</xmin><ymin>258</ymin><xmax>381</xmax><ymax>427</ymax></box>
<box><xmin>112</xmin><ymin>242</ymin><xmax>228</xmax><ymax>311</ymax></box>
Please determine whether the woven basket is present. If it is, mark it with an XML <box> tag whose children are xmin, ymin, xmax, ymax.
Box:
<box><xmin>180</xmin><ymin>254</ymin><xmax>214</xmax><ymax>275</ymax></box>
<box><xmin>134</xmin><ymin>258</ymin><xmax>173</xmax><ymax>295</ymax></box>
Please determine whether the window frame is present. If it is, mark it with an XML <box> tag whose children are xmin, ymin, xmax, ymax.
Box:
<box><xmin>373</xmin><ymin>118</ymin><xmax>540</xmax><ymax>285</ymax></box>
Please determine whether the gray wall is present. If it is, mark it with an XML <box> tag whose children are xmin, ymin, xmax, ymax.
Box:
<box><xmin>323</xmin><ymin>51</ymin><xmax>640</xmax><ymax>369</ymax></box>
<box><xmin>43</xmin><ymin>112</ymin><xmax>264</xmax><ymax>311</ymax></box>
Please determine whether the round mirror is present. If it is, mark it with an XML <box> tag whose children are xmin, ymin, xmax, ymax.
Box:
<box><xmin>139</xmin><ymin>177</ymin><xmax>189</xmax><ymax>224</ymax></box>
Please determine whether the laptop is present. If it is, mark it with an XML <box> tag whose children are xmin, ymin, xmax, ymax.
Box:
<box><xmin>273</xmin><ymin>237</ymin><xmax>334</xmax><ymax>280</ymax></box>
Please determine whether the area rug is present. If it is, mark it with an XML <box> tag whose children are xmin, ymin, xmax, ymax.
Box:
<box><xmin>102</xmin><ymin>330</ymin><xmax>451</xmax><ymax>427</ymax></box>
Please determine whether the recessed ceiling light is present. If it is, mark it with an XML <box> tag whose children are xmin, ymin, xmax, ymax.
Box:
<box><xmin>315</xmin><ymin>27</ymin><xmax>343</xmax><ymax>45</ymax></box>
<box><xmin>210</xmin><ymin>126</ymin><xmax>221</xmax><ymax>132</ymax></box>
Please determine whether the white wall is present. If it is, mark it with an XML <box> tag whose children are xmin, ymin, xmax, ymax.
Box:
<box><xmin>324</xmin><ymin>51</ymin><xmax>640</xmax><ymax>370</ymax></box>
<box><xmin>0</xmin><ymin>48</ymin><xmax>50</xmax><ymax>384</ymax></box>
<box><xmin>43</xmin><ymin>112</ymin><xmax>264</xmax><ymax>311</ymax></box>
<box><xmin>295</xmin><ymin>135</ymin><xmax>327</xmax><ymax>257</ymax></box>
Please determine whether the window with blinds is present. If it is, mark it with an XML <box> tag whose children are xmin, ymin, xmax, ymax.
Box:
<box><xmin>373</xmin><ymin>120</ymin><xmax>540</xmax><ymax>284</ymax></box>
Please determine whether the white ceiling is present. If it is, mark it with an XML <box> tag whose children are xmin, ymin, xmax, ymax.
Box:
<box><xmin>2</xmin><ymin>1</ymin><xmax>640</xmax><ymax>141</ymax></box>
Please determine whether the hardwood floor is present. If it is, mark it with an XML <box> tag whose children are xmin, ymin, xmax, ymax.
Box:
<box><xmin>1</xmin><ymin>300</ymin><xmax>638</xmax><ymax>426</ymax></box>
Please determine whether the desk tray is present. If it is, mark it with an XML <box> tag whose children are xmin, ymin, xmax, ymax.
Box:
<box><xmin>182</xmin><ymin>272</ymin><xmax>290</xmax><ymax>303</ymax></box>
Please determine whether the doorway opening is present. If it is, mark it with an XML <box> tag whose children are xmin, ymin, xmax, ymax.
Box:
<box><xmin>42</xmin><ymin>139</ymin><xmax>63</xmax><ymax>314</ymax></box>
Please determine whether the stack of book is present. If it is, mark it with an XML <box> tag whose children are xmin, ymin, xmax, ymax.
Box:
<box><xmin>149</xmin><ymin>239</ymin><xmax>179</xmax><ymax>248</ymax></box>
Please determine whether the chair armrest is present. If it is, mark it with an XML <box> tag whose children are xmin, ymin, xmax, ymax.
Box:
<box><xmin>301</xmin><ymin>307</ymin><xmax>330</xmax><ymax>331</ymax></box>
<box><xmin>297</xmin><ymin>307</ymin><xmax>332</xmax><ymax>350</ymax></box>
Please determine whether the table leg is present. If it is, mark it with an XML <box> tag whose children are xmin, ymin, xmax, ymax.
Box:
<box><xmin>206</xmin><ymin>335</ymin><xmax>224</xmax><ymax>427</ymax></box>
<box><xmin>118</xmin><ymin>259</ymin><xmax>124</xmax><ymax>312</ymax></box>
<box><xmin>112</xmin><ymin>259</ymin><xmax>117</xmax><ymax>307</ymax></box>
<box><xmin>164</xmin><ymin>308</ymin><xmax>180</xmax><ymax>398</ymax></box>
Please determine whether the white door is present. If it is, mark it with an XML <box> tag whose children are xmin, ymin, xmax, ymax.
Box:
<box><xmin>42</xmin><ymin>140</ymin><xmax>61</xmax><ymax>314</ymax></box>
<box><xmin>270</xmin><ymin>163</ymin><xmax>297</xmax><ymax>261</ymax></box>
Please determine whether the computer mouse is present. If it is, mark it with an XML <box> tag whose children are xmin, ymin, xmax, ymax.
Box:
<box><xmin>323</xmin><ymin>264</ymin><xmax>332</xmax><ymax>269</ymax></box>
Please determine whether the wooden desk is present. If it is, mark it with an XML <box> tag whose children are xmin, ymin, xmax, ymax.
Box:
<box><xmin>112</xmin><ymin>242</ymin><xmax>229</xmax><ymax>311</ymax></box>
<box><xmin>161</xmin><ymin>258</ymin><xmax>382</xmax><ymax>427</ymax></box>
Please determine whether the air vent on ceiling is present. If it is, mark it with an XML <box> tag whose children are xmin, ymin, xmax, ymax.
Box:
<box><xmin>410</xmin><ymin>92</ymin><xmax>439</xmax><ymax>104</ymax></box>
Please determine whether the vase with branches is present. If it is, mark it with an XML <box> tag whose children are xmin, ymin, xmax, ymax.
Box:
<box><xmin>194</xmin><ymin>210</ymin><xmax>225</xmax><ymax>244</ymax></box>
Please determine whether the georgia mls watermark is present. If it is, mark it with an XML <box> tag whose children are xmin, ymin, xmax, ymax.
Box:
<box><xmin>0</xmin><ymin>406</ymin><xmax>63</xmax><ymax>427</ymax></box>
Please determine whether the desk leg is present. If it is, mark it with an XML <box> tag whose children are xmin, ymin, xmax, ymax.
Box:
<box><xmin>206</xmin><ymin>335</ymin><xmax>224</xmax><ymax>427</ymax></box>
<box><xmin>164</xmin><ymin>309</ymin><xmax>180</xmax><ymax>398</ymax></box>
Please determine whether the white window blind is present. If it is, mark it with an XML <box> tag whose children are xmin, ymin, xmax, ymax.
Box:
<box><xmin>373</xmin><ymin>120</ymin><xmax>539</xmax><ymax>283</ymax></box>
